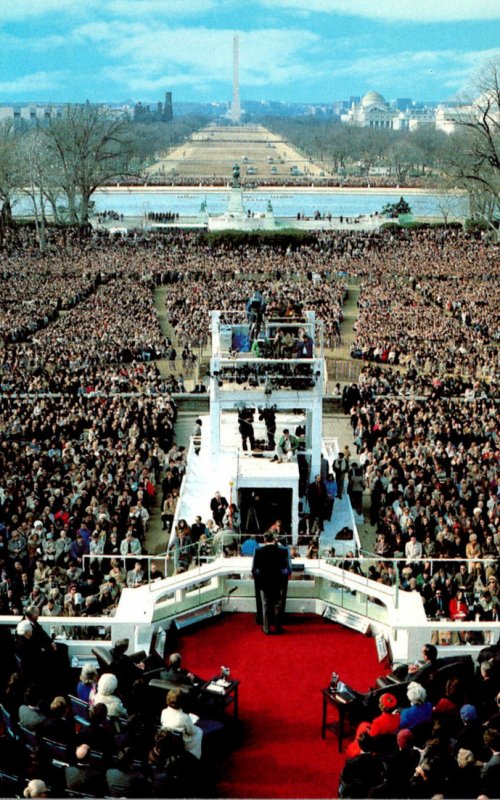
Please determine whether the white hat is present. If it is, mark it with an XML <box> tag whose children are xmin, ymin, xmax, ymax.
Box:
<box><xmin>23</xmin><ymin>779</ymin><xmax>48</xmax><ymax>798</ymax></box>
<box><xmin>16</xmin><ymin>620</ymin><xmax>33</xmax><ymax>636</ymax></box>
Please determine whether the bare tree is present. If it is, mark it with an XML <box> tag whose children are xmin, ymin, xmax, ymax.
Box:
<box><xmin>0</xmin><ymin>120</ymin><xmax>22</xmax><ymax>239</ymax></box>
<box><xmin>17</xmin><ymin>129</ymin><xmax>57</xmax><ymax>250</ymax></box>
<box><xmin>433</xmin><ymin>190</ymin><xmax>466</xmax><ymax>227</ymax></box>
<box><xmin>447</xmin><ymin>57</ymin><xmax>500</xmax><ymax>238</ymax></box>
<box><xmin>43</xmin><ymin>104</ymin><xmax>134</xmax><ymax>225</ymax></box>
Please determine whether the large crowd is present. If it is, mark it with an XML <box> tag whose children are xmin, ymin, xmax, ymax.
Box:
<box><xmin>0</xmin><ymin>222</ymin><xmax>499</xmax><ymax>797</ymax></box>
<box><xmin>122</xmin><ymin>174</ymin><xmax>438</xmax><ymax>189</ymax></box>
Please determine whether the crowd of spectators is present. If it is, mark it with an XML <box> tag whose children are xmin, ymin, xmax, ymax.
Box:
<box><xmin>349</xmin><ymin>230</ymin><xmax>498</xmax><ymax>383</ymax></box>
<box><xmin>338</xmin><ymin>651</ymin><xmax>500</xmax><ymax>798</ymax></box>
<box><xmin>0</xmin><ymin>220</ymin><xmax>499</xmax><ymax>796</ymax></box>
<box><xmin>118</xmin><ymin>174</ymin><xmax>438</xmax><ymax>189</ymax></box>
<box><xmin>161</xmin><ymin>248</ymin><xmax>347</xmax><ymax>347</ymax></box>
<box><xmin>0</xmin><ymin>624</ymin><xmax>215</xmax><ymax>797</ymax></box>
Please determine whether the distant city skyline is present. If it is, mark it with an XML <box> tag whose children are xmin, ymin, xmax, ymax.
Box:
<box><xmin>0</xmin><ymin>0</ymin><xmax>499</xmax><ymax>105</ymax></box>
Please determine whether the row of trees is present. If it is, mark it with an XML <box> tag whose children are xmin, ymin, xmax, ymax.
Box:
<box><xmin>261</xmin><ymin>58</ymin><xmax>500</xmax><ymax>236</ymax></box>
<box><xmin>0</xmin><ymin>106</ymin><xmax>205</xmax><ymax>247</ymax></box>
<box><xmin>259</xmin><ymin>115</ymin><xmax>451</xmax><ymax>182</ymax></box>
<box><xmin>0</xmin><ymin>58</ymin><xmax>498</xmax><ymax>243</ymax></box>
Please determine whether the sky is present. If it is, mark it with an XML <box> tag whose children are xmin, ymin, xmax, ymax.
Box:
<box><xmin>0</xmin><ymin>0</ymin><xmax>499</xmax><ymax>105</ymax></box>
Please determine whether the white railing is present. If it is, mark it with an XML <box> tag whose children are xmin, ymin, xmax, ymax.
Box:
<box><xmin>82</xmin><ymin>553</ymin><xmax>170</xmax><ymax>591</ymax></box>
<box><xmin>1</xmin><ymin>556</ymin><xmax>497</xmax><ymax>666</ymax></box>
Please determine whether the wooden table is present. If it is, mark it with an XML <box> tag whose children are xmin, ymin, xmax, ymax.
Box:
<box><xmin>321</xmin><ymin>688</ymin><xmax>355</xmax><ymax>752</ymax></box>
<box><xmin>201</xmin><ymin>677</ymin><xmax>240</xmax><ymax>721</ymax></box>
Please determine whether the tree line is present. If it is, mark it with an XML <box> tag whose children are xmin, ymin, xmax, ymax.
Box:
<box><xmin>0</xmin><ymin>57</ymin><xmax>498</xmax><ymax>245</ymax></box>
<box><xmin>0</xmin><ymin>107</ymin><xmax>205</xmax><ymax>247</ymax></box>
<box><xmin>259</xmin><ymin>58</ymin><xmax>500</xmax><ymax>237</ymax></box>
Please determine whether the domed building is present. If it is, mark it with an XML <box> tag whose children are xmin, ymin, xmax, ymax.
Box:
<box><xmin>341</xmin><ymin>90</ymin><xmax>394</xmax><ymax>128</ymax></box>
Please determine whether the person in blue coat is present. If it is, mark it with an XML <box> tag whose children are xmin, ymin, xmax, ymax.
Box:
<box><xmin>399</xmin><ymin>681</ymin><xmax>433</xmax><ymax>729</ymax></box>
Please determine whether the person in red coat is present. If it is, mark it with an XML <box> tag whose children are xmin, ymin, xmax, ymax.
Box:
<box><xmin>369</xmin><ymin>692</ymin><xmax>400</xmax><ymax>737</ymax></box>
<box><xmin>345</xmin><ymin>721</ymin><xmax>372</xmax><ymax>760</ymax></box>
<box><xmin>449</xmin><ymin>589</ymin><xmax>469</xmax><ymax>621</ymax></box>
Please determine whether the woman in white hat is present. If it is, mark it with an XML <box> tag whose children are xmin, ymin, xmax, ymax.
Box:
<box><xmin>23</xmin><ymin>778</ymin><xmax>48</xmax><ymax>798</ymax></box>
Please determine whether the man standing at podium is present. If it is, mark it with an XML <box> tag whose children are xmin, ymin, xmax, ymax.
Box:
<box><xmin>252</xmin><ymin>532</ymin><xmax>291</xmax><ymax>635</ymax></box>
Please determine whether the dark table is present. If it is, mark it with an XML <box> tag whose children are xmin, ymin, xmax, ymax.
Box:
<box><xmin>201</xmin><ymin>676</ymin><xmax>240</xmax><ymax>721</ymax></box>
<box><xmin>321</xmin><ymin>687</ymin><xmax>355</xmax><ymax>752</ymax></box>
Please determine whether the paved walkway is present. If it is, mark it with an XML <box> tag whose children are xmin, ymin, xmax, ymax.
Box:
<box><xmin>323</xmin><ymin>281</ymin><xmax>377</xmax><ymax>553</ymax></box>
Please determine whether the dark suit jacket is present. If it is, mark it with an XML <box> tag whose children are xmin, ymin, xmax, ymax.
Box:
<box><xmin>210</xmin><ymin>496</ymin><xmax>228</xmax><ymax>524</ymax></box>
<box><xmin>65</xmin><ymin>764</ymin><xmax>106</xmax><ymax>796</ymax></box>
<box><xmin>106</xmin><ymin>767</ymin><xmax>149</xmax><ymax>798</ymax></box>
<box><xmin>252</xmin><ymin>543</ymin><xmax>290</xmax><ymax>592</ymax></box>
<box><xmin>307</xmin><ymin>480</ymin><xmax>327</xmax><ymax>513</ymax></box>
<box><xmin>481</xmin><ymin>752</ymin><xmax>500</xmax><ymax>797</ymax></box>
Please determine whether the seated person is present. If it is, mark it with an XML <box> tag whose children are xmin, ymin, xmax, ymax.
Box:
<box><xmin>212</xmin><ymin>527</ymin><xmax>239</xmax><ymax>556</ymax></box>
<box><xmin>295</xmin><ymin>327</ymin><xmax>313</xmax><ymax>358</ymax></box>
<box><xmin>18</xmin><ymin>685</ymin><xmax>46</xmax><ymax>731</ymax></box>
<box><xmin>148</xmin><ymin>727</ymin><xmax>202</xmax><ymax>798</ymax></box>
<box><xmin>160</xmin><ymin>688</ymin><xmax>203</xmax><ymax>760</ymax></box>
<box><xmin>399</xmin><ymin>682</ymin><xmax>433</xmax><ymax>730</ymax></box>
<box><xmin>338</xmin><ymin>731</ymin><xmax>384</xmax><ymax>799</ymax></box>
<box><xmin>92</xmin><ymin>673</ymin><xmax>128</xmax><ymax>720</ymax></box>
<box><xmin>345</xmin><ymin>721</ymin><xmax>372</xmax><ymax>760</ymax></box>
<box><xmin>109</xmin><ymin>637</ymin><xmax>145</xmax><ymax>698</ymax></box>
<box><xmin>378</xmin><ymin>728</ymin><xmax>420</xmax><ymax>798</ymax></box>
<box><xmin>76</xmin><ymin>702</ymin><xmax>116</xmax><ymax>763</ymax></box>
<box><xmin>41</xmin><ymin>695</ymin><xmax>75</xmax><ymax>747</ymax></box>
<box><xmin>271</xmin><ymin>429</ymin><xmax>299</xmax><ymax>463</ymax></box>
<box><xmin>64</xmin><ymin>743</ymin><xmax>107</xmax><ymax>797</ymax></box>
<box><xmin>378</xmin><ymin>643</ymin><xmax>438</xmax><ymax>688</ymax></box>
<box><xmin>106</xmin><ymin>746</ymin><xmax>150</xmax><ymax>798</ymax></box>
<box><xmin>160</xmin><ymin>652</ymin><xmax>204</xmax><ymax>690</ymax></box>
<box><xmin>369</xmin><ymin>692</ymin><xmax>400</xmax><ymax>737</ymax></box>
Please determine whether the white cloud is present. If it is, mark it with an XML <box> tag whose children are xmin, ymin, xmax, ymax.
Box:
<box><xmin>107</xmin><ymin>0</ymin><xmax>216</xmax><ymax>16</ymax></box>
<box><xmin>333</xmin><ymin>48</ymin><xmax>500</xmax><ymax>96</ymax></box>
<box><xmin>0</xmin><ymin>71</ymin><xmax>64</xmax><ymax>94</ymax></box>
<box><xmin>73</xmin><ymin>23</ymin><xmax>319</xmax><ymax>92</ymax></box>
<box><xmin>0</xmin><ymin>0</ymin><xmax>98</xmax><ymax>22</ymax></box>
<box><xmin>260</xmin><ymin>0</ymin><xmax>500</xmax><ymax>22</ymax></box>
<box><xmin>336</xmin><ymin>48</ymin><xmax>500</xmax><ymax>77</ymax></box>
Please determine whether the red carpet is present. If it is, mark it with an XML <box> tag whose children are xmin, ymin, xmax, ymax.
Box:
<box><xmin>178</xmin><ymin>613</ymin><xmax>382</xmax><ymax>798</ymax></box>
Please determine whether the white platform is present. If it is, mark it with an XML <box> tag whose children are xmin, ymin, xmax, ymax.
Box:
<box><xmin>174</xmin><ymin>411</ymin><xmax>301</xmax><ymax>540</ymax></box>
<box><xmin>173</xmin><ymin>410</ymin><xmax>358</xmax><ymax>554</ymax></box>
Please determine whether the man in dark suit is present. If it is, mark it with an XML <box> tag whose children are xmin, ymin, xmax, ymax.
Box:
<box><xmin>160</xmin><ymin>652</ymin><xmax>204</xmax><ymax>688</ymax></box>
<box><xmin>307</xmin><ymin>474</ymin><xmax>327</xmax><ymax>531</ymax></box>
<box><xmin>426</xmin><ymin>589</ymin><xmax>449</xmax><ymax>621</ymax></box>
<box><xmin>109</xmin><ymin>638</ymin><xmax>145</xmax><ymax>700</ymax></box>
<box><xmin>376</xmin><ymin>643</ymin><xmax>438</xmax><ymax>690</ymax></box>
<box><xmin>481</xmin><ymin>728</ymin><xmax>500</xmax><ymax>798</ymax></box>
<box><xmin>65</xmin><ymin>743</ymin><xmax>106</xmax><ymax>796</ymax></box>
<box><xmin>252</xmin><ymin>532</ymin><xmax>291</xmax><ymax>634</ymax></box>
<box><xmin>157</xmin><ymin>651</ymin><xmax>205</xmax><ymax>714</ymax></box>
<box><xmin>106</xmin><ymin>747</ymin><xmax>149</xmax><ymax>798</ymax></box>
<box><xmin>210</xmin><ymin>491</ymin><xmax>229</xmax><ymax>526</ymax></box>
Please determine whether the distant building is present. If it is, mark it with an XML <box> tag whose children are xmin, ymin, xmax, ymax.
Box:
<box><xmin>0</xmin><ymin>102</ymin><xmax>132</xmax><ymax>126</ymax></box>
<box><xmin>341</xmin><ymin>91</ymin><xmax>393</xmax><ymax>128</ymax></box>
<box><xmin>392</xmin><ymin>107</ymin><xmax>436</xmax><ymax>131</ymax></box>
<box><xmin>0</xmin><ymin>103</ymin><xmax>66</xmax><ymax>126</ymax></box>
<box><xmin>392</xmin><ymin>97</ymin><xmax>412</xmax><ymax>111</ymax></box>
<box><xmin>341</xmin><ymin>90</ymin><xmax>443</xmax><ymax>132</ymax></box>
<box><xmin>134</xmin><ymin>92</ymin><xmax>173</xmax><ymax>123</ymax></box>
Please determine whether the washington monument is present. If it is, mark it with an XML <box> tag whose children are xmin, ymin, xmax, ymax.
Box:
<box><xmin>231</xmin><ymin>33</ymin><xmax>241</xmax><ymax>123</ymax></box>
